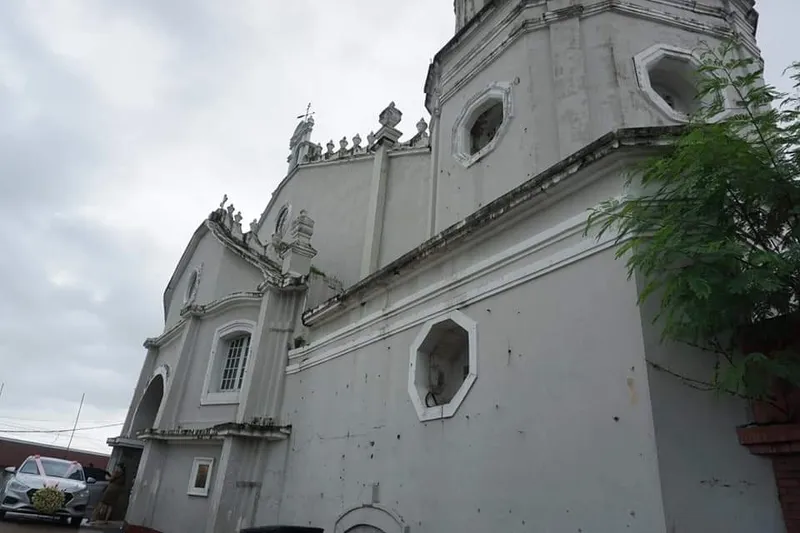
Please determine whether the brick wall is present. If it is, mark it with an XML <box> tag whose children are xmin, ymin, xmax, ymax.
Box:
<box><xmin>0</xmin><ymin>436</ymin><xmax>109</xmax><ymax>469</ymax></box>
<box><xmin>738</xmin><ymin>420</ymin><xmax>800</xmax><ymax>532</ymax></box>
<box><xmin>773</xmin><ymin>456</ymin><xmax>800</xmax><ymax>533</ymax></box>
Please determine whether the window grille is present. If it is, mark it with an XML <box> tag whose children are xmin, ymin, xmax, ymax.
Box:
<box><xmin>219</xmin><ymin>335</ymin><xmax>251</xmax><ymax>391</ymax></box>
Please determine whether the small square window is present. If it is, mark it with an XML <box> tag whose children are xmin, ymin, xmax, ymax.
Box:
<box><xmin>187</xmin><ymin>457</ymin><xmax>214</xmax><ymax>497</ymax></box>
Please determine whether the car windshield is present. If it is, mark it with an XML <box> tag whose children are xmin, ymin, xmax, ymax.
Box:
<box><xmin>38</xmin><ymin>458</ymin><xmax>84</xmax><ymax>481</ymax></box>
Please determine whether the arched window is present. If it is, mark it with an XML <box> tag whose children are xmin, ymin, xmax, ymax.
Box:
<box><xmin>201</xmin><ymin>320</ymin><xmax>256</xmax><ymax>405</ymax></box>
<box><xmin>275</xmin><ymin>204</ymin><xmax>291</xmax><ymax>239</ymax></box>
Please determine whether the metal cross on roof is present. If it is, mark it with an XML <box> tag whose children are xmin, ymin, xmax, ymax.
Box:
<box><xmin>296</xmin><ymin>102</ymin><xmax>315</xmax><ymax>121</ymax></box>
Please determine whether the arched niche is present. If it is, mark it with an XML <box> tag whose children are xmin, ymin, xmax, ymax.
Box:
<box><xmin>334</xmin><ymin>504</ymin><xmax>409</xmax><ymax>533</ymax></box>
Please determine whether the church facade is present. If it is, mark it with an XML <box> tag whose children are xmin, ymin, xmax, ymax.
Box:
<box><xmin>109</xmin><ymin>1</ymin><xmax>785</xmax><ymax>532</ymax></box>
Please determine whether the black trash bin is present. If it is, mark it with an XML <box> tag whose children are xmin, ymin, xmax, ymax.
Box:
<box><xmin>239</xmin><ymin>526</ymin><xmax>323</xmax><ymax>533</ymax></box>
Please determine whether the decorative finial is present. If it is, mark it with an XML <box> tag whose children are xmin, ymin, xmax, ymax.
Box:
<box><xmin>219</xmin><ymin>194</ymin><xmax>228</xmax><ymax>210</ymax></box>
<box><xmin>250</xmin><ymin>219</ymin><xmax>259</xmax><ymax>233</ymax></box>
<box><xmin>416</xmin><ymin>118</ymin><xmax>428</xmax><ymax>134</ymax></box>
<box><xmin>339</xmin><ymin>137</ymin><xmax>348</xmax><ymax>151</ymax></box>
<box><xmin>353</xmin><ymin>133</ymin><xmax>362</xmax><ymax>149</ymax></box>
<box><xmin>234</xmin><ymin>211</ymin><xmax>243</xmax><ymax>225</ymax></box>
<box><xmin>291</xmin><ymin>210</ymin><xmax>315</xmax><ymax>245</ymax></box>
<box><xmin>379</xmin><ymin>102</ymin><xmax>402</xmax><ymax>128</ymax></box>
<box><xmin>326</xmin><ymin>140</ymin><xmax>335</xmax><ymax>154</ymax></box>
<box><xmin>227</xmin><ymin>204</ymin><xmax>235</xmax><ymax>219</ymax></box>
<box><xmin>367</xmin><ymin>131</ymin><xmax>376</xmax><ymax>145</ymax></box>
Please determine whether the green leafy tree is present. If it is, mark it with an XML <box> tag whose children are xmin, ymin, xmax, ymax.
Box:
<box><xmin>586</xmin><ymin>40</ymin><xmax>800</xmax><ymax>402</ymax></box>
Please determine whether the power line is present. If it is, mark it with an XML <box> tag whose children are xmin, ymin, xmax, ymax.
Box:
<box><xmin>0</xmin><ymin>415</ymin><xmax>123</xmax><ymax>424</ymax></box>
<box><xmin>0</xmin><ymin>422</ymin><xmax>122</xmax><ymax>434</ymax></box>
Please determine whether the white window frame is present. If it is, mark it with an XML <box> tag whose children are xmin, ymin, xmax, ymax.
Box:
<box><xmin>408</xmin><ymin>310</ymin><xmax>478</xmax><ymax>422</ymax></box>
<box><xmin>274</xmin><ymin>204</ymin><xmax>292</xmax><ymax>240</ymax></box>
<box><xmin>183</xmin><ymin>264</ymin><xmax>203</xmax><ymax>306</ymax></box>
<box><xmin>187</xmin><ymin>457</ymin><xmax>214</xmax><ymax>497</ymax></box>
<box><xmin>451</xmin><ymin>81</ymin><xmax>514</xmax><ymax>168</ymax></box>
<box><xmin>200</xmin><ymin>319</ymin><xmax>256</xmax><ymax>406</ymax></box>
<box><xmin>633</xmin><ymin>43</ymin><xmax>733</xmax><ymax>123</ymax></box>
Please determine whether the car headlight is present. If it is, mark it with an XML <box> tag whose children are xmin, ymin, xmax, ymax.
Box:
<box><xmin>7</xmin><ymin>479</ymin><xmax>29</xmax><ymax>492</ymax></box>
<box><xmin>77</xmin><ymin>489</ymin><xmax>90</xmax><ymax>499</ymax></box>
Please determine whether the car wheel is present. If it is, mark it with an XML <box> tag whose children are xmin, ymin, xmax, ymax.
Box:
<box><xmin>70</xmin><ymin>516</ymin><xmax>83</xmax><ymax>528</ymax></box>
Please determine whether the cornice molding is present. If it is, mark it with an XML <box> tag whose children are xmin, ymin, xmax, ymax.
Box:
<box><xmin>144</xmin><ymin>292</ymin><xmax>263</xmax><ymax>349</ymax></box>
<box><xmin>301</xmin><ymin>126</ymin><xmax>685</xmax><ymax>329</ymax></box>
<box><xmin>138</xmin><ymin>421</ymin><xmax>291</xmax><ymax>442</ymax></box>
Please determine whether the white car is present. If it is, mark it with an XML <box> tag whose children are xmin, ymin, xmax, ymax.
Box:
<box><xmin>0</xmin><ymin>455</ymin><xmax>96</xmax><ymax>527</ymax></box>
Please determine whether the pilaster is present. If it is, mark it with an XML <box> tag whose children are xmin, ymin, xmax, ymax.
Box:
<box><xmin>205</xmin><ymin>438</ymin><xmax>275</xmax><ymax>533</ymax></box>
<box><xmin>361</xmin><ymin>102</ymin><xmax>402</xmax><ymax>278</ymax></box>
<box><xmin>546</xmin><ymin>1</ymin><xmax>591</xmax><ymax>159</ymax></box>
<box><xmin>427</xmin><ymin>95</ymin><xmax>441</xmax><ymax>239</ymax></box>
<box><xmin>237</xmin><ymin>286</ymin><xmax>306</xmax><ymax>423</ymax></box>
<box><xmin>125</xmin><ymin>440</ymin><xmax>167</xmax><ymax>529</ymax></box>
<box><xmin>157</xmin><ymin>317</ymin><xmax>200</xmax><ymax>427</ymax></box>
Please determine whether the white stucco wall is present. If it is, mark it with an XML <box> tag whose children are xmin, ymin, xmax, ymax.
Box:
<box><xmin>175</xmin><ymin>305</ymin><xmax>260</xmax><ymax>426</ymax></box>
<box><xmin>279</xmin><ymin>246</ymin><xmax>666</xmax><ymax>532</ymax></box>
<box><xmin>148</xmin><ymin>443</ymin><xmax>222</xmax><ymax>533</ymax></box>
<box><xmin>212</xmin><ymin>248</ymin><xmax>264</xmax><ymax>302</ymax></box>
<box><xmin>258</xmin><ymin>158</ymin><xmax>374</xmax><ymax>287</ymax></box>
<box><xmin>637</xmin><ymin>281</ymin><xmax>785</xmax><ymax>533</ymax></box>
<box><xmin>165</xmin><ymin>232</ymin><xmax>223</xmax><ymax>328</ymax></box>
<box><xmin>378</xmin><ymin>151</ymin><xmax>431</xmax><ymax>269</ymax></box>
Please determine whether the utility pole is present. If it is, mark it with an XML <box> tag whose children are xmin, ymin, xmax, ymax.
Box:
<box><xmin>65</xmin><ymin>393</ymin><xmax>85</xmax><ymax>459</ymax></box>
<box><xmin>0</xmin><ymin>382</ymin><xmax>4</xmax><ymax>402</ymax></box>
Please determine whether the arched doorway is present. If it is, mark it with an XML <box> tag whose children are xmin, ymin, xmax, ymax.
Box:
<box><xmin>346</xmin><ymin>527</ymin><xmax>385</xmax><ymax>533</ymax></box>
<box><xmin>111</xmin><ymin>374</ymin><xmax>165</xmax><ymax>521</ymax></box>
<box><xmin>130</xmin><ymin>374</ymin><xmax>164</xmax><ymax>437</ymax></box>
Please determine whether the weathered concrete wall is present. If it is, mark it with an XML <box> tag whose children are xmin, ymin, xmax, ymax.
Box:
<box><xmin>378</xmin><ymin>152</ymin><xmax>431</xmax><ymax>269</ymax></box>
<box><xmin>279</xmin><ymin>246</ymin><xmax>666</xmax><ymax>532</ymax></box>
<box><xmin>165</xmin><ymin>232</ymin><xmax>264</xmax><ymax>330</ymax></box>
<box><xmin>212</xmin><ymin>248</ymin><xmax>264</xmax><ymax>301</ymax></box>
<box><xmin>638</xmin><ymin>279</ymin><xmax>785</xmax><ymax>532</ymax></box>
<box><xmin>258</xmin><ymin>158</ymin><xmax>374</xmax><ymax>288</ymax></box>
<box><xmin>282</xmin><ymin>161</ymin><xmax>667</xmax><ymax>531</ymax></box>
<box><xmin>429</xmin><ymin>2</ymin><xmax>757</xmax><ymax>233</ymax></box>
<box><xmin>176</xmin><ymin>305</ymin><xmax>260</xmax><ymax>425</ymax></box>
<box><xmin>148</xmin><ymin>442</ymin><xmax>222</xmax><ymax>533</ymax></box>
<box><xmin>303</xmin><ymin>157</ymin><xmax>629</xmax><ymax>343</ymax></box>
<box><xmin>165</xmin><ymin>232</ymin><xmax>223</xmax><ymax>328</ymax></box>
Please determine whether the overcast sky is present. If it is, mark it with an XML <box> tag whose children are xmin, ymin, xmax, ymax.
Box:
<box><xmin>0</xmin><ymin>1</ymin><xmax>797</xmax><ymax>455</ymax></box>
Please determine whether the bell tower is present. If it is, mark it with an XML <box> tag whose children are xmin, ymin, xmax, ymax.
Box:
<box><xmin>426</xmin><ymin>0</ymin><xmax>760</xmax><ymax>234</ymax></box>
<box><xmin>454</xmin><ymin>0</ymin><xmax>492</xmax><ymax>31</ymax></box>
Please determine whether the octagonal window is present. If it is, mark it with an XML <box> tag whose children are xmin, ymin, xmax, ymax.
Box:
<box><xmin>452</xmin><ymin>82</ymin><xmax>513</xmax><ymax>168</ymax></box>
<box><xmin>408</xmin><ymin>310</ymin><xmax>477</xmax><ymax>421</ymax></box>
<box><xmin>634</xmin><ymin>44</ymin><xmax>731</xmax><ymax>123</ymax></box>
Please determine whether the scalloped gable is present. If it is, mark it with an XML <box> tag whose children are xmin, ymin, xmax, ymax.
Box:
<box><xmin>162</xmin><ymin>210</ymin><xmax>282</xmax><ymax>322</ymax></box>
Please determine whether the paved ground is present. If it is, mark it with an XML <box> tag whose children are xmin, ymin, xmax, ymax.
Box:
<box><xmin>0</xmin><ymin>514</ymin><xmax>122</xmax><ymax>532</ymax></box>
<box><xmin>0</xmin><ymin>514</ymin><xmax>112</xmax><ymax>531</ymax></box>
<box><xmin>0</xmin><ymin>513</ymin><xmax>71</xmax><ymax>531</ymax></box>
